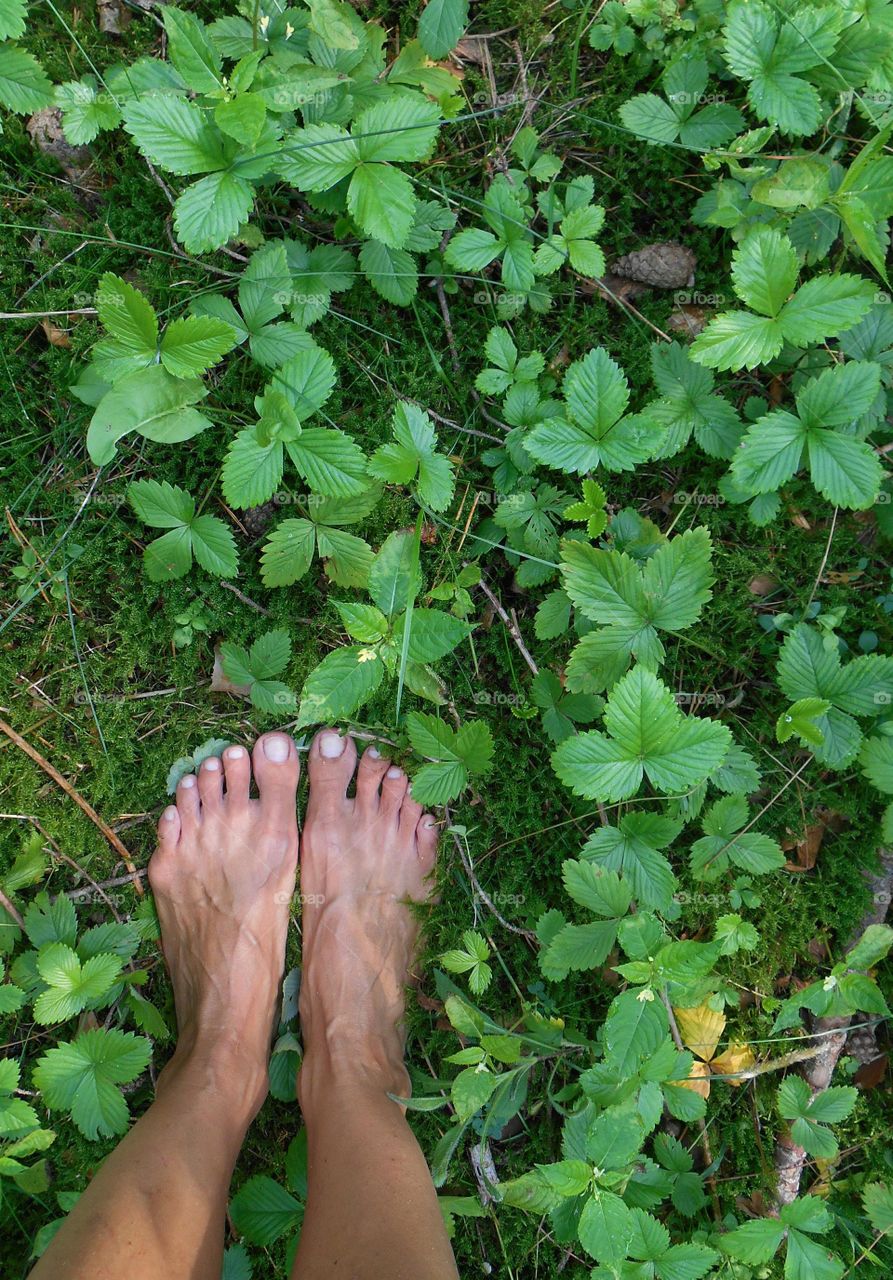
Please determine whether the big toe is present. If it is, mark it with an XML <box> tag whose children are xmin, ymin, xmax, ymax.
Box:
<box><xmin>306</xmin><ymin>729</ymin><xmax>357</xmax><ymax>819</ymax></box>
<box><xmin>252</xmin><ymin>733</ymin><xmax>301</xmax><ymax>827</ymax></box>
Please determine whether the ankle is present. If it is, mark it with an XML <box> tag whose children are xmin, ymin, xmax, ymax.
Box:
<box><xmin>299</xmin><ymin>1024</ymin><xmax>409</xmax><ymax>1104</ymax></box>
<box><xmin>161</xmin><ymin>1033</ymin><xmax>270</xmax><ymax>1121</ymax></box>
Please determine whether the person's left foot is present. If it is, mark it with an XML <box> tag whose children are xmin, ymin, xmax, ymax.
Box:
<box><xmin>148</xmin><ymin>733</ymin><xmax>300</xmax><ymax>1113</ymax></box>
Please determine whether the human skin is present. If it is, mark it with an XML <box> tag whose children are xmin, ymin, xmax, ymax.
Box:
<box><xmin>29</xmin><ymin>728</ymin><xmax>459</xmax><ymax>1280</ymax></box>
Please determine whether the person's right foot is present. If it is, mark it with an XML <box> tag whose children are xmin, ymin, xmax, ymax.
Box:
<box><xmin>297</xmin><ymin>730</ymin><xmax>439</xmax><ymax>1101</ymax></box>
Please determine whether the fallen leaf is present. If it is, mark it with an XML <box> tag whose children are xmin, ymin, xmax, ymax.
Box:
<box><xmin>27</xmin><ymin>107</ymin><xmax>98</xmax><ymax>191</ymax></box>
<box><xmin>210</xmin><ymin>644</ymin><xmax>251</xmax><ymax>698</ymax></box>
<box><xmin>97</xmin><ymin>0</ymin><xmax>130</xmax><ymax>33</ymax></box>
<box><xmin>711</xmin><ymin>1041</ymin><xmax>756</xmax><ymax>1086</ymax></box>
<box><xmin>668</xmin><ymin>305</ymin><xmax>708</xmax><ymax>338</ymax></box>
<box><xmin>748</xmin><ymin>574</ymin><xmax>779</xmax><ymax>596</ymax></box>
<box><xmin>677</xmin><ymin>1057</ymin><xmax>711</xmax><ymax>1098</ymax></box>
<box><xmin>673</xmin><ymin>1003</ymin><xmax>756</xmax><ymax>1095</ymax></box>
<box><xmin>582</xmin><ymin>272</ymin><xmax>651</xmax><ymax>304</ymax></box>
<box><xmin>854</xmin><ymin>1053</ymin><xmax>887</xmax><ymax>1089</ymax></box>
<box><xmin>675</xmin><ymin>1002</ymin><xmax>725</xmax><ymax>1062</ymax></box>
<box><xmin>40</xmin><ymin>318</ymin><xmax>71</xmax><ymax>347</ymax></box>
<box><xmin>823</xmin><ymin>570</ymin><xmax>864</xmax><ymax>585</ymax></box>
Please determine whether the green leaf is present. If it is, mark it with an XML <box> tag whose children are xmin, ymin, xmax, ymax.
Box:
<box><xmin>732</xmin><ymin>226</ymin><xmax>798</xmax><ymax>318</ymax></box>
<box><xmin>0</xmin><ymin>45</ymin><xmax>53</xmax><ymax>114</ymax></box>
<box><xmin>122</xmin><ymin>95</ymin><xmax>226</xmax><ymax>176</ymax></box>
<box><xmin>160</xmin><ymin>314</ymin><xmax>237</xmax><ymax>378</ymax></box>
<box><xmin>277</xmin><ymin>122</ymin><xmax>358</xmax><ymax>191</ymax></box>
<box><xmin>33</xmin><ymin>1028</ymin><xmax>151</xmax><ymax>1140</ymax></box>
<box><xmin>359</xmin><ymin>239</ymin><xmax>418</xmax><ymax>305</ymax></box>
<box><xmin>578</xmin><ymin>1190</ymin><xmax>633</xmax><ymax>1268</ymax></box>
<box><xmin>128</xmin><ymin>479</ymin><xmax>237</xmax><ymax>581</ymax></box>
<box><xmin>96</xmin><ymin>273</ymin><xmax>158</xmax><ymax>354</ymax></box>
<box><xmin>286</xmin><ymin>429</ymin><xmax>368</xmax><ymax>498</ymax></box>
<box><xmin>347</xmin><ymin>163</ymin><xmax>416</xmax><ymax>249</ymax></box>
<box><xmin>162</xmin><ymin>7</ymin><xmax>223</xmax><ymax>94</ymax></box>
<box><xmin>261</xmin><ymin>520</ymin><xmax>317</xmax><ymax>587</ymax></box>
<box><xmin>552</xmin><ymin>667</ymin><xmax>731</xmax><ymax>802</ymax></box>
<box><xmin>229</xmin><ymin>1176</ymin><xmax>302</xmax><ymax>1246</ymax></box>
<box><xmin>418</xmin><ymin>0</ymin><xmax>468</xmax><ymax>58</ymax></box>
<box><xmin>296</xmin><ymin>647</ymin><xmax>385</xmax><ymax>729</ymax></box>
<box><xmin>352</xmin><ymin>95</ymin><xmax>440</xmax><ymax>164</ymax></box>
<box><xmin>54</xmin><ymin>78</ymin><xmax>122</xmax><ymax>144</ymax></box>
<box><xmin>87</xmin><ymin>366</ymin><xmax>211</xmax><ymax>465</ymax></box>
<box><xmin>222</xmin><ymin>429</ymin><xmax>284</xmax><ymax>509</ymax></box>
<box><xmin>33</xmin><ymin>945</ymin><xmax>122</xmax><ymax>1024</ymax></box>
<box><xmin>369</xmin><ymin>530</ymin><xmax>422</xmax><ymax>616</ymax></box>
<box><xmin>174</xmin><ymin>171</ymin><xmax>255</xmax><ymax>254</ymax></box>
<box><xmin>369</xmin><ymin>402</ymin><xmax>455</xmax><ymax>510</ymax></box>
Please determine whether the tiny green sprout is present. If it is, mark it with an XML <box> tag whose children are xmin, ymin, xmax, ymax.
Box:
<box><xmin>563</xmin><ymin>479</ymin><xmax>608</xmax><ymax>539</ymax></box>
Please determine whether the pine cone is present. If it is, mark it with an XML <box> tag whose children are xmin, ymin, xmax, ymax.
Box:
<box><xmin>239</xmin><ymin>501</ymin><xmax>277</xmax><ymax>539</ymax></box>
<box><xmin>611</xmin><ymin>242</ymin><xmax>697</xmax><ymax>289</ymax></box>
<box><xmin>847</xmin><ymin>1021</ymin><xmax>881</xmax><ymax>1064</ymax></box>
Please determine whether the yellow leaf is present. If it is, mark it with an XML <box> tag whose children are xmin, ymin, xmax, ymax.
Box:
<box><xmin>677</xmin><ymin>1058</ymin><xmax>711</xmax><ymax>1098</ymax></box>
<box><xmin>710</xmin><ymin>1041</ymin><xmax>756</xmax><ymax>1086</ymax></box>
<box><xmin>673</xmin><ymin>1003</ymin><xmax>725</xmax><ymax>1063</ymax></box>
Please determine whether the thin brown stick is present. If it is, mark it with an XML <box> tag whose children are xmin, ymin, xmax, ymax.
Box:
<box><xmin>476</xmin><ymin>575</ymin><xmax>539</xmax><ymax>676</ymax></box>
<box><xmin>0</xmin><ymin>719</ymin><xmax>143</xmax><ymax>894</ymax></box>
<box><xmin>447</xmin><ymin>823</ymin><xmax>537</xmax><ymax>942</ymax></box>
<box><xmin>0</xmin><ymin>886</ymin><xmax>24</xmax><ymax>928</ymax></box>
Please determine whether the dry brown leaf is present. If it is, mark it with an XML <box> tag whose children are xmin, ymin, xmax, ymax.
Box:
<box><xmin>97</xmin><ymin>0</ymin><xmax>129</xmax><ymax>33</ymax></box>
<box><xmin>748</xmin><ymin>574</ymin><xmax>779</xmax><ymax>596</ymax></box>
<box><xmin>210</xmin><ymin>645</ymin><xmax>251</xmax><ymax>698</ymax></box>
<box><xmin>40</xmin><ymin>317</ymin><xmax>71</xmax><ymax>348</ymax></box>
<box><xmin>582</xmin><ymin>272</ymin><xmax>652</xmax><ymax>304</ymax></box>
<box><xmin>854</xmin><ymin>1053</ymin><xmax>887</xmax><ymax>1089</ymax></box>
<box><xmin>668</xmin><ymin>305</ymin><xmax>708</xmax><ymax>338</ymax></box>
<box><xmin>451</xmin><ymin>36</ymin><xmax>489</xmax><ymax>65</ymax></box>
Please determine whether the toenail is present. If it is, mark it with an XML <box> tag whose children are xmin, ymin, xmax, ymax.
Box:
<box><xmin>320</xmin><ymin>732</ymin><xmax>345</xmax><ymax>759</ymax></box>
<box><xmin>162</xmin><ymin>806</ymin><xmax>178</xmax><ymax>822</ymax></box>
<box><xmin>423</xmin><ymin>819</ymin><xmax>438</xmax><ymax>828</ymax></box>
<box><xmin>225</xmin><ymin>746</ymin><xmax>246</xmax><ymax>760</ymax></box>
<box><xmin>263</xmin><ymin>733</ymin><xmax>291</xmax><ymax>762</ymax></box>
<box><xmin>368</xmin><ymin>746</ymin><xmax>380</xmax><ymax>758</ymax></box>
<box><xmin>203</xmin><ymin>757</ymin><xmax>221</xmax><ymax>771</ymax></box>
<box><xmin>180</xmin><ymin>775</ymin><xmax>196</xmax><ymax>788</ymax></box>
<box><xmin>386</xmin><ymin>766</ymin><xmax>402</xmax><ymax>779</ymax></box>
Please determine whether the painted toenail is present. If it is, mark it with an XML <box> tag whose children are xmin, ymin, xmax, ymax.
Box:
<box><xmin>225</xmin><ymin>746</ymin><xmax>246</xmax><ymax>759</ymax></box>
<box><xmin>203</xmin><ymin>757</ymin><xmax>221</xmax><ymax>771</ymax></box>
<box><xmin>162</xmin><ymin>806</ymin><xmax>178</xmax><ymax>822</ymax></box>
<box><xmin>320</xmin><ymin>732</ymin><xmax>345</xmax><ymax>758</ymax></box>
<box><xmin>368</xmin><ymin>746</ymin><xmax>380</xmax><ymax>758</ymax></box>
<box><xmin>386</xmin><ymin>766</ymin><xmax>402</xmax><ymax>779</ymax></box>
<box><xmin>180</xmin><ymin>775</ymin><xmax>196</xmax><ymax>788</ymax></box>
<box><xmin>263</xmin><ymin>733</ymin><xmax>291</xmax><ymax>762</ymax></box>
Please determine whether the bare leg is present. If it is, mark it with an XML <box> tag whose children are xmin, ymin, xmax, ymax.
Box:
<box><xmin>293</xmin><ymin>730</ymin><xmax>459</xmax><ymax>1280</ymax></box>
<box><xmin>30</xmin><ymin>733</ymin><xmax>301</xmax><ymax>1280</ymax></box>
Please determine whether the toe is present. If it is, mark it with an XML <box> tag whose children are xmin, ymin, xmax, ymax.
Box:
<box><xmin>156</xmin><ymin>803</ymin><xmax>181</xmax><ymax>848</ymax></box>
<box><xmin>222</xmin><ymin>743</ymin><xmax>251</xmax><ymax>808</ymax></box>
<box><xmin>306</xmin><ymin>729</ymin><xmax>357</xmax><ymax>815</ymax></box>
<box><xmin>416</xmin><ymin>813</ymin><xmax>439</xmax><ymax>874</ymax></box>
<box><xmin>252</xmin><ymin>733</ymin><xmax>301</xmax><ymax>826</ymax></box>
<box><xmin>399</xmin><ymin>790</ymin><xmax>423</xmax><ymax>842</ymax></box>
<box><xmin>176</xmin><ymin>773</ymin><xmax>200</xmax><ymax>828</ymax></box>
<box><xmin>355</xmin><ymin>744</ymin><xmax>390</xmax><ymax>811</ymax></box>
<box><xmin>198</xmin><ymin>755</ymin><xmax>224</xmax><ymax>810</ymax></box>
<box><xmin>379</xmin><ymin>764</ymin><xmax>408</xmax><ymax>819</ymax></box>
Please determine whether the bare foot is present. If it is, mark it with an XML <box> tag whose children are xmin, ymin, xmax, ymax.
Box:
<box><xmin>148</xmin><ymin>732</ymin><xmax>300</xmax><ymax>1115</ymax></box>
<box><xmin>297</xmin><ymin>730</ymin><xmax>439</xmax><ymax>1104</ymax></box>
